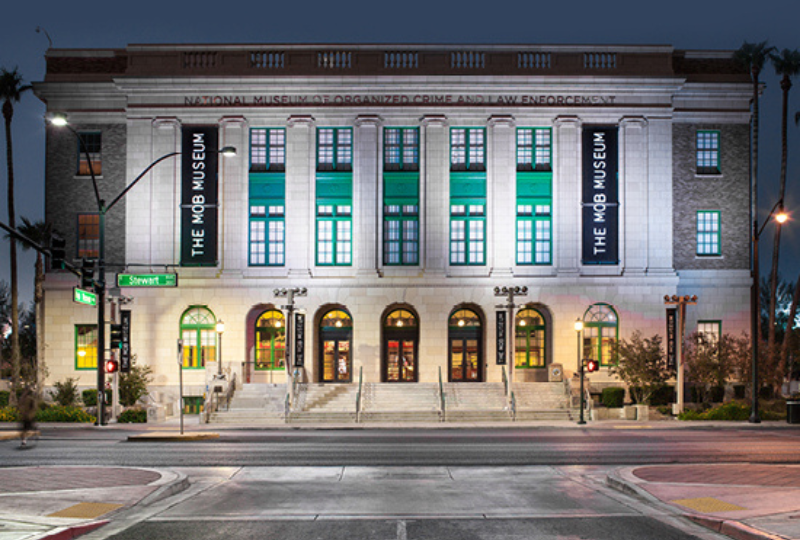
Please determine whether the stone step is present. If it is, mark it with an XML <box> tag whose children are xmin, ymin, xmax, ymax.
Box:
<box><xmin>514</xmin><ymin>409</ymin><xmax>574</xmax><ymax>421</ymax></box>
<box><xmin>359</xmin><ymin>410</ymin><xmax>442</xmax><ymax>423</ymax></box>
<box><xmin>445</xmin><ymin>409</ymin><xmax>512</xmax><ymax>422</ymax></box>
<box><xmin>288</xmin><ymin>411</ymin><xmax>357</xmax><ymax>423</ymax></box>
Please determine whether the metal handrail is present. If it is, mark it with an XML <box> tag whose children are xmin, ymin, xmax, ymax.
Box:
<box><xmin>510</xmin><ymin>390</ymin><xmax>517</xmax><ymax>421</ymax></box>
<box><xmin>438</xmin><ymin>366</ymin><xmax>445</xmax><ymax>420</ymax></box>
<box><xmin>356</xmin><ymin>366</ymin><xmax>363</xmax><ymax>419</ymax></box>
<box><xmin>502</xmin><ymin>366</ymin><xmax>508</xmax><ymax>396</ymax></box>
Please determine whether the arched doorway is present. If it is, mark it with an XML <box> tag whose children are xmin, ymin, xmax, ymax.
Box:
<box><xmin>383</xmin><ymin>308</ymin><xmax>419</xmax><ymax>382</ymax></box>
<box><xmin>515</xmin><ymin>307</ymin><xmax>546</xmax><ymax>370</ymax></box>
<box><xmin>255</xmin><ymin>310</ymin><xmax>286</xmax><ymax>371</ymax></box>
<box><xmin>448</xmin><ymin>308</ymin><xmax>483</xmax><ymax>382</ymax></box>
<box><xmin>319</xmin><ymin>309</ymin><xmax>353</xmax><ymax>382</ymax></box>
<box><xmin>583</xmin><ymin>303</ymin><xmax>619</xmax><ymax>367</ymax></box>
<box><xmin>179</xmin><ymin>306</ymin><xmax>218</xmax><ymax>369</ymax></box>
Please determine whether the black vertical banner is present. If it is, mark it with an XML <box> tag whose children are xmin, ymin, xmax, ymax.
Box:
<box><xmin>582</xmin><ymin>126</ymin><xmax>619</xmax><ymax>264</ymax></box>
<box><xmin>181</xmin><ymin>126</ymin><xmax>219</xmax><ymax>266</ymax></box>
<box><xmin>496</xmin><ymin>311</ymin><xmax>507</xmax><ymax>365</ymax></box>
<box><xmin>120</xmin><ymin>310</ymin><xmax>131</xmax><ymax>373</ymax></box>
<box><xmin>294</xmin><ymin>313</ymin><xmax>305</xmax><ymax>367</ymax></box>
<box><xmin>666</xmin><ymin>308</ymin><xmax>677</xmax><ymax>370</ymax></box>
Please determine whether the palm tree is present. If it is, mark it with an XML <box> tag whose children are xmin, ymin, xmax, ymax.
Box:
<box><xmin>734</xmin><ymin>41</ymin><xmax>774</xmax><ymax>346</ymax></box>
<box><xmin>16</xmin><ymin>218</ymin><xmax>52</xmax><ymax>397</ymax></box>
<box><xmin>766</xmin><ymin>49</ymin><xmax>800</xmax><ymax>380</ymax></box>
<box><xmin>1</xmin><ymin>67</ymin><xmax>32</xmax><ymax>404</ymax></box>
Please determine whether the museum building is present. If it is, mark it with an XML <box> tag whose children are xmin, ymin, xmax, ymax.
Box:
<box><xmin>33</xmin><ymin>43</ymin><xmax>752</xmax><ymax>419</ymax></box>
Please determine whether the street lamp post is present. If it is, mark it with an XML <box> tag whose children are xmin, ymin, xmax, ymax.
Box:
<box><xmin>750</xmin><ymin>200</ymin><xmax>789</xmax><ymax>423</ymax></box>
<box><xmin>49</xmin><ymin>114</ymin><xmax>235</xmax><ymax>426</ymax></box>
<box><xmin>494</xmin><ymin>286</ymin><xmax>528</xmax><ymax>399</ymax></box>
<box><xmin>575</xmin><ymin>319</ymin><xmax>586</xmax><ymax>425</ymax></box>
<box><xmin>664</xmin><ymin>294</ymin><xmax>698</xmax><ymax>415</ymax></box>
<box><xmin>215</xmin><ymin>320</ymin><xmax>225</xmax><ymax>377</ymax></box>
<box><xmin>274</xmin><ymin>288</ymin><xmax>307</xmax><ymax>406</ymax></box>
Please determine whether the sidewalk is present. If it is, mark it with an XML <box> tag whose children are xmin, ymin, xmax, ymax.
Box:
<box><xmin>609</xmin><ymin>463</ymin><xmax>800</xmax><ymax>540</ymax></box>
<box><xmin>0</xmin><ymin>465</ymin><xmax>187</xmax><ymax>540</ymax></box>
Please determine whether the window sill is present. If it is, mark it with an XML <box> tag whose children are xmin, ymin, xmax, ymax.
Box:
<box><xmin>695</xmin><ymin>255</ymin><xmax>723</xmax><ymax>260</ymax></box>
<box><xmin>73</xmin><ymin>175</ymin><xmax>104</xmax><ymax>181</ymax></box>
<box><xmin>694</xmin><ymin>173</ymin><xmax>723</xmax><ymax>180</ymax></box>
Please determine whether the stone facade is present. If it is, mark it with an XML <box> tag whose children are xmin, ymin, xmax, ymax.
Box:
<box><xmin>33</xmin><ymin>44</ymin><xmax>752</xmax><ymax>400</ymax></box>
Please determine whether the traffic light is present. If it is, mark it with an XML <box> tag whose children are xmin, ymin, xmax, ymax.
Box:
<box><xmin>105</xmin><ymin>359</ymin><xmax>119</xmax><ymax>374</ymax></box>
<box><xmin>585</xmin><ymin>359</ymin><xmax>600</xmax><ymax>373</ymax></box>
<box><xmin>109</xmin><ymin>323</ymin><xmax>123</xmax><ymax>349</ymax></box>
<box><xmin>80</xmin><ymin>259</ymin><xmax>95</xmax><ymax>290</ymax></box>
<box><xmin>50</xmin><ymin>235</ymin><xmax>66</xmax><ymax>270</ymax></box>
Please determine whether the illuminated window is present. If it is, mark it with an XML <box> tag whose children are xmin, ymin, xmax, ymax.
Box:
<box><xmin>75</xmin><ymin>324</ymin><xmax>97</xmax><ymax>370</ymax></box>
<box><xmin>517</xmin><ymin>128</ymin><xmax>551</xmax><ymax>171</ymax></box>
<box><xmin>582</xmin><ymin>303</ymin><xmax>618</xmax><ymax>367</ymax></box>
<box><xmin>179</xmin><ymin>306</ymin><xmax>217</xmax><ymax>369</ymax></box>
<box><xmin>76</xmin><ymin>132</ymin><xmax>101</xmax><ymax>176</ymax></box>
<box><xmin>450</xmin><ymin>205</ymin><xmax>485</xmax><ymax>265</ymax></box>
<box><xmin>450</xmin><ymin>128</ymin><xmax>485</xmax><ymax>171</ymax></box>
<box><xmin>76</xmin><ymin>213</ymin><xmax>100</xmax><ymax>259</ymax></box>
<box><xmin>697</xmin><ymin>211</ymin><xmax>721</xmax><ymax>256</ymax></box>
<box><xmin>255</xmin><ymin>310</ymin><xmax>286</xmax><ymax>370</ymax></box>
<box><xmin>697</xmin><ymin>320</ymin><xmax>721</xmax><ymax>354</ymax></box>
<box><xmin>250</xmin><ymin>128</ymin><xmax>285</xmax><ymax>172</ymax></box>
<box><xmin>696</xmin><ymin>130</ymin><xmax>720</xmax><ymax>175</ymax></box>
<box><xmin>317</xmin><ymin>128</ymin><xmax>352</xmax><ymax>171</ymax></box>
<box><xmin>384</xmin><ymin>127</ymin><xmax>419</xmax><ymax>171</ymax></box>
<box><xmin>249</xmin><ymin>128</ymin><xmax>285</xmax><ymax>266</ymax></box>
<box><xmin>515</xmin><ymin>308</ymin><xmax>546</xmax><ymax>368</ymax></box>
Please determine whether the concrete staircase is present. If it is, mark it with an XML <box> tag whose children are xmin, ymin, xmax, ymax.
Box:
<box><xmin>443</xmin><ymin>383</ymin><xmax>511</xmax><ymax>422</ymax></box>
<box><xmin>288</xmin><ymin>383</ymin><xmax>358</xmax><ymax>423</ymax></box>
<box><xmin>359</xmin><ymin>383</ymin><xmax>442</xmax><ymax>423</ymax></box>
<box><xmin>208</xmin><ymin>383</ymin><xmax>286</xmax><ymax>424</ymax></box>
<box><xmin>512</xmin><ymin>382</ymin><xmax>574</xmax><ymax>421</ymax></box>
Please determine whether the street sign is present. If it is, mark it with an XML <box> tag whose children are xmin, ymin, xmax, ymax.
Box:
<box><xmin>73</xmin><ymin>287</ymin><xmax>97</xmax><ymax>306</ymax></box>
<box><xmin>120</xmin><ymin>310</ymin><xmax>131</xmax><ymax>372</ymax></box>
<box><xmin>294</xmin><ymin>313</ymin><xmax>305</xmax><ymax>367</ymax></box>
<box><xmin>666</xmin><ymin>308</ymin><xmax>677</xmax><ymax>370</ymax></box>
<box><xmin>117</xmin><ymin>273</ymin><xmax>178</xmax><ymax>288</ymax></box>
<box><xmin>496</xmin><ymin>311</ymin><xmax>507</xmax><ymax>365</ymax></box>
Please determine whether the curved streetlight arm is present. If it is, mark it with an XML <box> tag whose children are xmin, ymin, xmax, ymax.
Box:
<box><xmin>106</xmin><ymin>152</ymin><xmax>181</xmax><ymax>213</ymax></box>
<box><xmin>757</xmin><ymin>198</ymin><xmax>786</xmax><ymax>239</ymax></box>
<box><xmin>62</xmin><ymin>124</ymin><xmax>103</xmax><ymax>211</ymax></box>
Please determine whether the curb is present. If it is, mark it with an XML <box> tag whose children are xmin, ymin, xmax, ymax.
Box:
<box><xmin>39</xmin><ymin>520</ymin><xmax>108</xmax><ymax>540</ymax></box>
<box><xmin>126</xmin><ymin>432</ymin><xmax>220</xmax><ymax>442</ymax></box>
<box><xmin>136</xmin><ymin>470</ymin><xmax>190</xmax><ymax>507</ymax></box>
<box><xmin>687</xmin><ymin>515</ymin><xmax>788</xmax><ymax>540</ymax></box>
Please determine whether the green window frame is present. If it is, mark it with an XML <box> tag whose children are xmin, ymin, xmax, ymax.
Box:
<box><xmin>255</xmin><ymin>310</ymin><xmax>286</xmax><ymax>371</ymax></box>
<box><xmin>450</xmin><ymin>203</ymin><xmax>486</xmax><ymax>265</ymax></box>
<box><xmin>582</xmin><ymin>303</ymin><xmax>619</xmax><ymax>367</ymax></box>
<box><xmin>515</xmin><ymin>308</ymin><xmax>546</xmax><ymax>369</ymax></box>
<box><xmin>384</xmin><ymin>203</ymin><xmax>419</xmax><ymax>265</ymax></box>
<box><xmin>250</xmin><ymin>128</ymin><xmax>285</xmax><ymax>172</ymax></box>
<box><xmin>75</xmin><ymin>324</ymin><xmax>98</xmax><ymax>370</ymax></box>
<box><xmin>696</xmin><ymin>130</ymin><xmax>720</xmax><ymax>175</ymax></box>
<box><xmin>450</xmin><ymin>128</ymin><xmax>485</xmax><ymax>171</ymax></box>
<box><xmin>316</xmin><ymin>204</ymin><xmax>352</xmax><ymax>265</ymax></box>
<box><xmin>517</xmin><ymin>128</ymin><xmax>551</xmax><ymax>171</ymax></box>
<box><xmin>179</xmin><ymin>306</ymin><xmax>217</xmax><ymax>369</ymax></box>
<box><xmin>697</xmin><ymin>210</ymin><xmax>721</xmax><ymax>256</ymax></box>
<box><xmin>384</xmin><ymin>127</ymin><xmax>419</xmax><ymax>171</ymax></box>
<box><xmin>77</xmin><ymin>131</ymin><xmax>102</xmax><ymax>176</ymax></box>
<box><xmin>317</xmin><ymin>128</ymin><xmax>353</xmax><ymax>171</ymax></box>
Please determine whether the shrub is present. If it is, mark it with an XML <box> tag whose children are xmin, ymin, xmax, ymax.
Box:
<box><xmin>0</xmin><ymin>390</ymin><xmax>9</xmax><ymax>407</ymax></box>
<box><xmin>631</xmin><ymin>385</ymin><xmax>674</xmax><ymax>406</ymax></box>
<box><xmin>82</xmin><ymin>389</ymin><xmax>112</xmax><ymax>407</ymax></box>
<box><xmin>0</xmin><ymin>406</ymin><xmax>18</xmax><ymax>422</ymax></box>
<box><xmin>119</xmin><ymin>363</ymin><xmax>154</xmax><ymax>407</ymax></box>
<box><xmin>609</xmin><ymin>331</ymin><xmax>672</xmax><ymax>405</ymax></box>
<box><xmin>51</xmin><ymin>378</ymin><xmax>79</xmax><ymax>407</ymax></box>
<box><xmin>36</xmin><ymin>405</ymin><xmax>95</xmax><ymax>423</ymax></box>
<box><xmin>118</xmin><ymin>408</ymin><xmax>147</xmax><ymax>423</ymax></box>
<box><xmin>601</xmin><ymin>387</ymin><xmax>625</xmax><ymax>408</ymax></box>
<box><xmin>678</xmin><ymin>401</ymin><xmax>750</xmax><ymax>421</ymax></box>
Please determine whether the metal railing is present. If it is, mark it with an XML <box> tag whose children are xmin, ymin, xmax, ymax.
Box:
<box><xmin>202</xmin><ymin>372</ymin><xmax>237</xmax><ymax>423</ymax></box>
<box><xmin>510</xmin><ymin>390</ymin><xmax>517</xmax><ymax>421</ymax></box>
<box><xmin>438</xmin><ymin>366</ymin><xmax>446</xmax><ymax>421</ymax></box>
<box><xmin>356</xmin><ymin>366</ymin><xmax>363</xmax><ymax>421</ymax></box>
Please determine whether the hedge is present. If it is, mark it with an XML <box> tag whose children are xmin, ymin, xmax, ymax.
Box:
<box><xmin>118</xmin><ymin>408</ymin><xmax>147</xmax><ymax>423</ymax></box>
<box><xmin>601</xmin><ymin>387</ymin><xmax>625</xmax><ymax>408</ymax></box>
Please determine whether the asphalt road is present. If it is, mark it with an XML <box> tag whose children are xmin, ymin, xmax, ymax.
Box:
<box><xmin>2</xmin><ymin>426</ymin><xmax>799</xmax><ymax>467</ymax></box>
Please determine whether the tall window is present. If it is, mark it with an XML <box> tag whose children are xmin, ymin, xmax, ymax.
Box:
<box><xmin>517</xmin><ymin>128</ymin><xmax>553</xmax><ymax>265</ymax></box>
<box><xmin>317</xmin><ymin>128</ymin><xmax>353</xmax><ymax>265</ymax></box>
<box><xmin>317</xmin><ymin>128</ymin><xmax>352</xmax><ymax>171</ymax></box>
<box><xmin>250</xmin><ymin>128</ymin><xmax>285</xmax><ymax>172</ymax></box>
<box><xmin>77</xmin><ymin>132</ymin><xmax>102</xmax><ymax>176</ymax></box>
<box><xmin>75</xmin><ymin>324</ymin><xmax>97</xmax><ymax>370</ymax></box>
<box><xmin>697</xmin><ymin>320</ymin><xmax>721</xmax><ymax>352</ymax></box>
<box><xmin>179</xmin><ymin>306</ymin><xmax>217</xmax><ymax>369</ymax></box>
<box><xmin>515</xmin><ymin>308</ymin><xmax>546</xmax><ymax>368</ymax></box>
<box><xmin>450</xmin><ymin>204</ymin><xmax>485</xmax><ymax>265</ymax></box>
<box><xmin>450</xmin><ymin>128</ymin><xmax>485</xmax><ymax>171</ymax></box>
<box><xmin>697</xmin><ymin>211</ymin><xmax>721</xmax><ymax>256</ymax></box>
<box><xmin>320</xmin><ymin>309</ymin><xmax>353</xmax><ymax>382</ymax></box>
<box><xmin>255</xmin><ymin>310</ymin><xmax>286</xmax><ymax>370</ymax></box>
<box><xmin>249</xmin><ymin>128</ymin><xmax>285</xmax><ymax>266</ymax></box>
<box><xmin>583</xmin><ymin>303</ymin><xmax>618</xmax><ymax>367</ymax></box>
<box><xmin>77</xmin><ymin>213</ymin><xmax>100</xmax><ymax>259</ymax></box>
<box><xmin>696</xmin><ymin>130</ymin><xmax>720</xmax><ymax>175</ymax></box>
<box><xmin>384</xmin><ymin>127</ymin><xmax>420</xmax><ymax>265</ymax></box>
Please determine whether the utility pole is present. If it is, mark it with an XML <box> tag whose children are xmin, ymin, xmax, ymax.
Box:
<box><xmin>664</xmin><ymin>294</ymin><xmax>698</xmax><ymax>414</ymax></box>
<box><xmin>494</xmin><ymin>286</ymin><xmax>528</xmax><ymax>398</ymax></box>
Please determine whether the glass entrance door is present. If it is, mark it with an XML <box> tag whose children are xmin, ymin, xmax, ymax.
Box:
<box><xmin>450</xmin><ymin>338</ymin><xmax>480</xmax><ymax>382</ymax></box>
<box><xmin>386</xmin><ymin>339</ymin><xmax>416</xmax><ymax>382</ymax></box>
<box><xmin>322</xmin><ymin>339</ymin><xmax>351</xmax><ymax>382</ymax></box>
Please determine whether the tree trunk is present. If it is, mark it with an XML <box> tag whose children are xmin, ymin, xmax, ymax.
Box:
<box><xmin>34</xmin><ymin>254</ymin><xmax>45</xmax><ymax>400</ymax></box>
<box><xmin>751</xmin><ymin>68</ymin><xmax>761</xmax><ymax>345</ymax></box>
<box><xmin>767</xmin><ymin>75</ymin><xmax>791</xmax><ymax>384</ymax></box>
<box><xmin>3</xmin><ymin>99</ymin><xmax>20</xmax><ymax>405</ymax></box>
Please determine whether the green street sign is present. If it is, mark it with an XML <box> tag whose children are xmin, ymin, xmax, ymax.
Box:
<box><xmin>117</xmin><ymin>273</ymin><xmax>178</xmax><ymax>288</ymax></box>
<box><xmin>73</xmin><ymin>287</ymin><xmax>97</xmax><ymax>306</ymax></box>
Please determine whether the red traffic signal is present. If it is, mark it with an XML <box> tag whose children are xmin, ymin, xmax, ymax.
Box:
<box><xmin>585</xmin><ymin>359</ymin><xmax>599</xmax><ymax>373</ymax></box>
<box><xmin>105</xmin><ymin>359</ymin><xmax>119</xmax><ymax>374</ymax></box>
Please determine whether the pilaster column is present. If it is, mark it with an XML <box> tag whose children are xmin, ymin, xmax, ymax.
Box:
<box><xmin>220</xmin><ymin>116</ymin><xmax>247</xmax><ymax>273</ymax></box>
<box><xmin>354</xmin><ymin>115</ymin><xmax>382</xmax><ymax>277</ymax></box>
<box><xmin>488</xmin><ymin>115</ymin><xmax>516</xmax><ymax>277</ymax></box>
<box><xmin>285</xmin><ymin>115</ymin><xmax>315</xmax><ymax>277</ymax></box>
<box><xmin>421</xmin><ymin>115</ymin><xmax>449</xmax><ymax>275</ymax></box>
<box><xmin>150</xmin><ymin>117</ymin><xmax>180</xmax><ymax>267</ymax></box>
<box><xmin>647</xmin><ymin>117</ymin><xmax>674</xmax><ymax>274</ymax></box>
<box><xmin>553</xmin><ymin>116</ymin><xmax>582</xmax><ymax>274</ymax></box>
<box><xmin>620</xmin><ymin>117</ymin><xmax>649</xmax><ymax>275</ymax></box>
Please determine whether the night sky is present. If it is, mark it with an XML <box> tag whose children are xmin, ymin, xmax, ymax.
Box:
<box><xmin>2</xmin><ymin>0</ymin><xmax>800</xmax><ymax>307</ymax></box>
